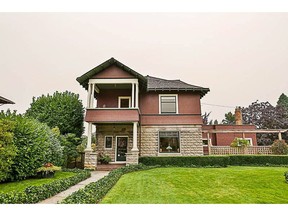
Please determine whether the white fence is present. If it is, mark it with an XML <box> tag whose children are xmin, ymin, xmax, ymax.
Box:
<box><xmin>210</xmin><ymin>146</ymin><xmax>272</xmax><ymax>155</ymax></box>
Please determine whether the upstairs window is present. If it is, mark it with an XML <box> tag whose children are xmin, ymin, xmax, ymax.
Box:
<box><xmin>159</xmin><ymin>95</ymin><xmax>178</xmax><ymax>114</ymax></box>
<box><xmin>118</xmin><ymin>97</ymin><xmax>131</xmax><ymax>108</ymax></box>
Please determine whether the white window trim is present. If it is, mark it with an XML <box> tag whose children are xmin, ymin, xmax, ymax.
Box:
<box><xmin>159</xmin><ymin>94</ymin><xmax>179</xmax><ymax>114</ymax></box>
<box><xmin>158</xmin><ymin>131</ymin><xmax>181</xmax><ymax>154</ymax></box>
<box><xmin>202</xmin><ymin>138</ymin><xmax>212</xmax><ymax>146</ymax></box>
<box><xmin>104</xmin><ymin>136</ymin><xmax>113</xmax><ymax>150</ymax></box>
<box><xmin>118</xmin><ymin>96</ymin><xmax>131</xmax><ymax>108</ymax></box>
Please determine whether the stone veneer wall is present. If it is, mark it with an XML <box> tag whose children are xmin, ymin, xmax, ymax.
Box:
<box><xmin>140</xmin><ymin>125</ymin><xmax>203</xmax><ymax>156</ymax></box>
<box><xmin>95</xmin><ymin>124</ymin><xmax>140</xmax><ymax>162</ymax></box>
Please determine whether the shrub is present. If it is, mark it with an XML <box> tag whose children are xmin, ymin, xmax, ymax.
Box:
<box><xmin>98</xmin><ymin>152</ymin><xmax>112</xmax><ymax>164</ymax></box>
<box><xmin>284</xmin><ymin>171</ymin><xmax>288</xmax><ymax>183</ymax></box>
<box><xmin>0</xmin><ymin>111</ymin><xmax>64</xmax><ymax>181</ymax></box>
<box><xmin>61</xmin><ymin>164</ymin><xmax>157</xmax><ymax>204</ymax></box>
<box><xmin>36</xmin><ymin>163</ymin><xmax>61</xmax><ymax>178</ymax></box>
<box><xmin>229</xmin><ymin>155</ymin><xmax>288</xmax><ymax>166</ymax></box>
<box><xmin>271</xmin><ymin>140</ymin><xmax>288</xmax><ymax>155</ymax></box>
<box><xmin>139</xmin><ymin>156</ymin><xmax>229</xmax><ymax>167</ymax></box>
<box><xmin>0</xmin><ymin>169</ymin><xmax>90</xmax><ymax>204</ymax></box>
<box><xmin>0</xmin><ymin>119</ymin><xmax>17</xmax><ymax>182</ymax></box>
<box><xmin>230</xmin><ymin>137</ymin><xmax>250</xmax><ymax>147</ymax></box>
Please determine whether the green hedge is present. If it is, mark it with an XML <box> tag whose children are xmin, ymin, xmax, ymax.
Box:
<box><xmin>0</xmin><ymin>169</ymin><xmax>90</xmax><ymax>204</ymax></box>
<box><xmin>139</xmin><ymin>155</ymin><xmax>288</xmax><ymax>167</ymax></box>
<box><xmin>139</xmin><ymin>156</ymin><xmax>230</xmax><ymax>167</ymax></box>
<box><xmin>228</xmin><ymin>155</ymin><xmax>288</xmax><ymax>166</ymax></box>
<box><xmin>61</xmin><ymin>164</ymin><xmax>158</xmax><ymax>204</ymax></box>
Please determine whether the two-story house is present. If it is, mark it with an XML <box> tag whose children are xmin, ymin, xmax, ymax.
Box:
<box><xmin>77</xmin><ymin>57</ymin><xmax>210</xmax><ymax>168</ymax></box>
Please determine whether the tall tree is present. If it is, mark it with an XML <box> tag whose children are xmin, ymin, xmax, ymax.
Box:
<box><xmin>202</xmin><ymin>111</ymin><xmax>211</xmax><ymax>125</ymax></box>
<box><xmin>221</xmin><ymin>111</ymin><xmax>235</xmax><ymax>124</ymax></box>
<box><xmin>26</xmin><ymin>91</ymin><xmax>85</xmax><ymax>138</ymax></box>
<box><xmin>277</xmin><ymin>93</ymin><xmax>288</xmax><ymax>110</ymax></box>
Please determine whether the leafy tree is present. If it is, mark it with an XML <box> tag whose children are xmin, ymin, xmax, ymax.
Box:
<box><xmin>0</xmin><ymin>119</ymin><xmax>17</xmax><ymax>182</ymax></box>
<box><xmin>242</xmin><ymin>101</ymin><xmax>288</xmax><ymax>145</ymax></box>
<box><xmin>60</xmin><ymin>133</ymin><xmax>82</xmax><ymax>167</ymax></box>
<box><xmin>25</xmin><ymin>91</ymin><xmax>85</xmax><ymax>138</ymax></box>
<box><xmin>202</xmin><ymin>112</ymin><xmax>211</xmax><ymax>125</ymax></box>
<box><xmin>277</xmin><ymin>93</ymin><xmax>288</xmax><ymax>110</ymax></box>
<box><xmin>222</xmin><ymin>111</ymin><xmax>235</xmax><ymax>124</ymax></box>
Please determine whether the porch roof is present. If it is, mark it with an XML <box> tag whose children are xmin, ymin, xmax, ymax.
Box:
<box><xmin>0</xmin><ymin>96</ymin><xmax>15</xmax><ymax>105</ymax></box>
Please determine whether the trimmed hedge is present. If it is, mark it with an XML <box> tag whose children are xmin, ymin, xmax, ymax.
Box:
<box><xmin>139</xmin><ymin>155</ymin><xmax>288</xmax><ymax>167</ymax></box>
<box><xmin>61</xmin><ymin>164</ymin><xmax>158</xmax><ymax>204</ymax></box>
<box><xmin>0</xmin><ymin>169</ymin><xmax>90</xmax><ymax>204</ymax></box>
<box><xmin>139</xmin><ymin>156</ymin><xmax>230</xmax><ymax>167</ymax></box>
<box><xmin>229</xmin><ymin>155</ymin><xmax>288</xmax><ymax>166</ymax></box>
<box><xmin>285</xmin><ymin>171</ymin><xmax>288</xmax><ymax>183</ymax></box>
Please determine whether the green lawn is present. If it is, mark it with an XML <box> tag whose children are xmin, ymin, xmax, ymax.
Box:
<box><xmin>101</xmin><ymin>167</ymin><xmax>288</xmax><ymax>204</ymax></box>
<box><xmin>0</xmin><ymin>171</ymin><xmax>76</xmax><ymax>193</ymax></box>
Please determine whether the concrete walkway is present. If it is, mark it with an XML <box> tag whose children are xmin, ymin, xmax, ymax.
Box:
<box><xmin>38</xmin><ymin>171</ymin><xmax>109</xmax><ymax>204</ymax></box>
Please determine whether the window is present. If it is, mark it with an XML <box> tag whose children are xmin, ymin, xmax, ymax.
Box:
<box><xmin>105</xmin><ymin>136</ymin><xmax>113</xmax><ymax>149</ymax></box>
<box><xmin>159</xmin><ymin>95</ymin><xmax>178</xmax><ymax>114</ymax></box>
<box><xmin>202</xmin><ymin>138</ymin><xmax>211</xmax><ymax>146</ymax></box>
<box><xmin>159</xmin><ymin>131</ymin><xmax>180</xmax><ymax>153</ymax></box>
<box><xmin>118</xmin><ymin>97</ymin><xmax>131</xmax><ymax>108</ymax></box>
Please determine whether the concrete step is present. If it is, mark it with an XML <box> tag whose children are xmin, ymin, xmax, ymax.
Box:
<box><xmin>96</xmin><ymin>164</ymin><xmax>125</xmax><ymax>171</ymax></box>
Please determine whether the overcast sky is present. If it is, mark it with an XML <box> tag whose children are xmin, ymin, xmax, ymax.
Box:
<box><xmin>1</xmin><ymin>13</ymin><xmax>288</xmax><ymax>123</ymax></box>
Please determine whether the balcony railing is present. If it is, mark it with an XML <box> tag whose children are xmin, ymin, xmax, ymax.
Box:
<box><xmin>210</xmin><ymin>146</ymin><xmax>272</xmax><ymax>155</ymax></box>
<box><xmin>85</xmin><ymin>108</ymin><xmax>139</xmax><ymax>123</ymax></box>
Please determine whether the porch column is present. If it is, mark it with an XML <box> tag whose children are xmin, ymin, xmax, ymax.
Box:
<box><xmin>278</xmin><ymin>132</ymin><xmax>282</xmax><ymax>140</ymax></box>
<box><xmin>135</xmin><ymin>83</ymin><xmax>139</xmax><ymax>108</ymax></box>
<box><xmin>86</xmin><ymin>122</ymin><xmax>92</xmax><ymax>151</ymax></box>
<box><xmin>131</xmin><ymin>83</ymin><xmax>135</xmax><ymax>108</ymax></box>
<box><xmin>207</xmin><ymin>133</ymin><xmax>211</xmax><ymax>155</ymax></box>
<box><xmin>132</xmin><ymin>122</ymin><xmax>138</xmax><ymax>151</ymax></box>
<box><xmin>87</xmin><ymin>83</ymin><xmax>92</xmax><ymax>108</ymax></box>
<box><xmin>90</xmin><ymin>84</ymin><xmax>95</xmax><ymax>108</ymax></box>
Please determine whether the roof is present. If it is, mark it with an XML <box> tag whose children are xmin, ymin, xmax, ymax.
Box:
<box><xmin>76</xmin><ymin>57</ymin><xmax>147</xmax><ymax>90</ymax></box>
<box><xmin>0</xmin><ymin>96</ymin><xmax>15</xmax><ymax>105</ymax></box>
<box><xmin>146</xmin><ymin>75</ymin><xmax>210</xmax><ymax>98</ymax></box>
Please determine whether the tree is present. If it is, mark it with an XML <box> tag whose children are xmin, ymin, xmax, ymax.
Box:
<box><xmin>221</xmin><ymin>111</ymin><xmax>235</xmax><ymax>124</ymax></box>
<box><xmin>25</xmin><ymin>91</ymin><xmax>85</xmax><ymax>138</ymax></box>
<box><xmin>241</xmin><ymin>100</ymin><xmax>287</xmax><ymax>145</ymax></box>
<box><xmin>202</xmin><ymin>112</ymin><xmax>211</xmax><ymax>125</ymax></box>
<box><xmin>60</xmin><ymin>133</ymin><xmax>82</xmax><ymax>167</ymax></box>
<box><xmin>277</xmin><ymin>93</ymin><xmax>288</xmax><ymax>110</ymax></box>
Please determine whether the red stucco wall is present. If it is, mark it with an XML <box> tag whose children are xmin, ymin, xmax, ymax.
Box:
<box><xmin>93</xmin><ymin>65</ymin><xmax>134</xmax><ymax>79</ymax></box>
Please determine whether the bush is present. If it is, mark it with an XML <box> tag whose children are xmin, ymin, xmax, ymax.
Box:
<box><xmin>98</xmin><ymin>152</ymin><xmax>112</xmax><ymax>164</ymax></box>
<box><xmin>0</xmin><ymin>119</ymin><xmax>17</xmax><ymax>182</ymax></box>
<box><xmin>0</xmin><ymin>111</ymin><xmax>64</xmax><ymax>181</ymax></box>
<box><xmin>139</xmin><ymin>156</ymin><xmax>229</xmax><ymax>167</ymax></box>
<box><xmin>284</xmin><ymin>171</ymin><xmax>288</xmax><ymax>183</ymax></box>
<box><xmin>0</xmin><ymin>169</ymin><xmax>90</xmax><ymax>204</ymax></box>
<box><xmin>271</xmin><ymin>140</ymin><xmax>288</xmax><ymax>155</ymax></box>
<box><xmin>61</xmin><ymin>164</ymin><xmax>157</xmax><ymax>204</ymax></box>
<box><xmin>229</xmin><ymin>155</ymin><xmax>288</xmax><ymax>166</ymax></box>
<box><xmin>230</xmin><ymin>138</ymin><xmax>250</xmax><ymax>147</ymax></box>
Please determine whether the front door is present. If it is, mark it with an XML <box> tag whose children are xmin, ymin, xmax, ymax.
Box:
<box><xmin>116</xmin><ymin>136</ymin><xmax>128</xmax><ymax>161</ymax></box>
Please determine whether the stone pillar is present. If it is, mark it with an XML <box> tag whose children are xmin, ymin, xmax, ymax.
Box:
<box><xmin>126</xmin><ymin>151</ymin><xmax>139</xmax><ymax>165</ymax></box>
<box><xmin>84</xmin><ymin>150</ymin><xmax>97</xmax><ymax>170</ymax></box>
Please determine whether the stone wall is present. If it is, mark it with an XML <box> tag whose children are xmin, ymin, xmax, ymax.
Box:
<box><xmin>140</xmin><ymin>125</ymin><xmax>203</xmax><ymax>156</ymax></box>
<box><xmin>95</xmin><ymin>124</ymin><xmax>140</xmax><ymax>162</ymax></box>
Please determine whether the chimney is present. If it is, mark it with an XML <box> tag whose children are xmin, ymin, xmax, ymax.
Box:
<box><xmin>235</xmin><ymin>106</ymin><xmax>243</xmax><ymax>125</ymax></box>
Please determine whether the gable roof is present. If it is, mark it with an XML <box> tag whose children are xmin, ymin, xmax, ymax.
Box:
<box><xmin>76</xmin><ymin>57</ymin><xmax>147</xmax><ymax>90</ymax></box>
<box><xmin>146</xmin><ymin>76</ymin><xmax>210</xmax><ymax>98</ymax></box>
<box><xmin>0</xmin><ymin>96</ymin><xmax>15</xmax><ymax>105</ymax></box>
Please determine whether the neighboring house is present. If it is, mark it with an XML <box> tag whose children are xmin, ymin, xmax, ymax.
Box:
<box><xmin>77</xmin><ymin>57</ymin><xmax>209</xmax><ymax>167</ymax></box>
<box><xmin>0</xmin><ymin>96</ymin><xmax>15</xmax><ymax>106</ymax></box>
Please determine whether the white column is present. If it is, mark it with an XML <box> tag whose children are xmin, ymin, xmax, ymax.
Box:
<box><xmin>135</xmin><ymin>83</ymin><xmax>139</xmax><ymax>108</ymax></box>
<box><xmin>87</xmin><ymin>83</ymin><xmax>91</xmax><ymax>108</ymax></box>
<box><xmin>86</xmin><ymin>122</ymin><xmax>92</xmax><ymax>151</ymax></box>
<box><xmin>207</xmin><ymin>133</ymin><xmax>211</xmax><ymax>155</ymax></box>
<box><xmin>131</xmin><ymin>83</ymin><xmax>135</xmax><ymax>108</ymax></box>
<box><xmin>132</xmin><ymin>122</ymin><xmax>138</xmax><ymax>151</ymax></box>
<box><xmin>278</xmin><ymin>132</ymin><xmax>282</xmax><ymax>140</ymax></box>
<box><xmin>90</xmin><ymin>84</ymin><xmax>95</xmax><ymax>108</ymax></box>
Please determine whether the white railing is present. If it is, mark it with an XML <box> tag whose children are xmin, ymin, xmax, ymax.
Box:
<box><xmin>210</xmin><ymin>146</ymin><xmax>272</xmax><ymax>155</ymax></box>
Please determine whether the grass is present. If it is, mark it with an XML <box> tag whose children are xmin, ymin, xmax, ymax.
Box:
<box><xmin>0</xmin><ymin>171</ymin><xmax>76</xmax><ymax>193</ymax></box>
<box><xmin>101</xmin><ymin>166</ymin><xmax>288</xmax><ymax>204</ymax></box>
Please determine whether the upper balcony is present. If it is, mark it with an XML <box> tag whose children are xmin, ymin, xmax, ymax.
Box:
<box><xmin>85</xmin><ymin>78</ymin><xmax>140</xmax><ymax>123</ymax></box>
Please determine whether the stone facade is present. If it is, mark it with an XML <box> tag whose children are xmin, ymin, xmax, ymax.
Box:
<box><xmin>84</xmin><ymin>150</ymin><xmax>97</xmax><ymax>170</ymax></box>
<box><xmin>140</xmin><ymin>125</ymin><xmax>203</xmax><ymax>156</ymax></box>
<box><xmin>95</xmin><ymin>124</ymin><xmax>140</xmax><ymax>162</ymax></box>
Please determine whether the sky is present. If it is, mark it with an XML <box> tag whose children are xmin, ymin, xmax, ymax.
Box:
<box><xmin>1</xmin><ymin>12</ymin><xmax>288</xmax><ymax>124</ymax></box>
